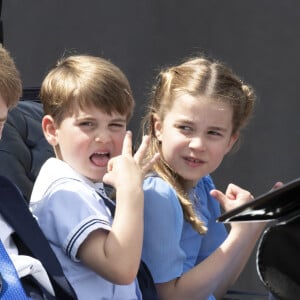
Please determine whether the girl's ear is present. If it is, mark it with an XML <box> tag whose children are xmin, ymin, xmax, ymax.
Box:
<box><xmin>226</xmin><ymin>132</ymin><xmax>239</xmax><ymax>153</ymax></box>
<box><xmin>153</xmin><ymin>114</ymin><xmax>163</xmax><ymax>141</ymax></box>
<box><xmin>42</xmin><ymin>115</ymin><xmax>58</xmax><ymax>146</ymax></box>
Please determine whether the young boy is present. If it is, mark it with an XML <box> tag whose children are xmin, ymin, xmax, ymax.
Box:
<box><xmin>30</xmin><ymin>54</ymin><xmax>157</xmax><ymax>299</ymax></box>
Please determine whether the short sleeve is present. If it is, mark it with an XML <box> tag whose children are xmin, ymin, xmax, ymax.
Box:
<box><xmin>34</xmin><ymin>180</ymin><xmax>112</xmax><ymax>261</ymax></box>
<box><xmin>142</xmin><ymin>176</ymin><xmax>186</xmax><ymax>283</ymax></box>
<box><xmin>195</xmin><ymin>176</ymin><xmax>228</xmax><ymax>262</ymax></box>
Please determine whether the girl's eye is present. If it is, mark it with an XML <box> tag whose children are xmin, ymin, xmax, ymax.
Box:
<box><xmin>208</xmin><ymin>130</ymin><xmax>222</xmax><ymax>137</ymax></box>
<box><xmin>177</xmin><ymin>125</ymin><xmax>192</xmax><ymax>131</ymax></box>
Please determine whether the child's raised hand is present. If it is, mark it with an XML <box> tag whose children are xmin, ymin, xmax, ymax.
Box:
<box><xmin>211</xmin><ymin>181</ymin><xmax>285</xmax><ymax>213</ymax></box>
<box><xmin>133</xmin><ymin>134</ymin><xmax>160</xmax><ymax>175</ymax></box>
<box><xmin>102</xmin><ymin>131</ymin><xmax>159</xmax><ymax>189</ymax></box>
<box><xmin>210</xmin><ymin>183</ymin><xmax>254</xmax><ymax>213</ymax></box>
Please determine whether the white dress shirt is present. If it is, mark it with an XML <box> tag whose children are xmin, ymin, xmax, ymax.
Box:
<box><xmin>0</xmin><ymin>214</ymin><xmax>54</xmax><ymax>295</ymax></box>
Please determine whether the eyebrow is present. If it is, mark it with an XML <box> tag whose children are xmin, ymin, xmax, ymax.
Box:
<box><xmin>76</xmin><ymin>116</ymin><xmax>127</xmax><ymax>123</ymax></box>
<box><xmin>177</xmin><ymin>119</ymin><xmax>229</xmax><ymax>133</ymax></box>
<box><xmin>179</xmin><ymin>117</ymin><xmax>227</xmax><ymax>128</ymax></box>
<box><xmin>0</xmin><ymin>117</ymin><xmax>7</xmax><ymax>122</ymax></box>
<box><xmin>208</xmin><ymin>126</ymin><xmax>228</xmax><ymax>132</ymax></box>
<box><xmin>110</xmin><ymin>117</ymin><xmax>127</xmax><ymax>122</ymax></box>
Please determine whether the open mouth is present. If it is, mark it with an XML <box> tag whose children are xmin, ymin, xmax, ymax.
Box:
<box><xmin>186</xmin><ymin>157</ymin><xmax>202</xmax><ymax>163</ymax></box>
<box><xmin>184</xmin><ymin>156</ymin><xmax>205</xmax><ymax>166</ymax></box>
<box><xmin>90</xmin><ymin>152</ymin><xmax>110</xmax><ymax>167</ymax></box>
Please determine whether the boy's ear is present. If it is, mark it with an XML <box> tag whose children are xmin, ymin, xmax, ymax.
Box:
<box><xmin>42</xmin><ymin>115</ymin><xmax>58</xmax><ymax>146</ymax></box>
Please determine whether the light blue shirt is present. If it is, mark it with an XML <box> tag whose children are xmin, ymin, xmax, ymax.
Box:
<box><xmin>30</xmin><ymin>158</ymin><xmax>142</xmax><ymax>300</ymax></box>
<box><xmin>142</xmin><ymin>175</ymin><xmax>228</xmax><ymax>300</ymax></box>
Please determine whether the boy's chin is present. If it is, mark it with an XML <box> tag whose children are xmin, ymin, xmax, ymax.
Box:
<box><xmin>86</xmin><ymin>174</ymin><xmax>104</xmax><ymax>183</ymax></box>
<box><xmin>93</xmin><ymin>177</ymin><xmax>104</xmax><ymax>183</ymax></box>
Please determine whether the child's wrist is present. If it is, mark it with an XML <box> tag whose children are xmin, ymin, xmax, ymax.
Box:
<box><xmin>116</xmin><ymin>185</ymin><xmax>143</xmax><ymax>197</ymax></box>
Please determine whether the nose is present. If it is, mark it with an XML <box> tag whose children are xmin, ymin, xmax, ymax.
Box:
<box><xmin>94</xmin><ymin>129</ymin><xmax>112</xmax><ymax>143</ymax></box>
<box><xmin>189</xmin><ymin>135</ymin><xmax>206</xmax><ymax>151</ymax></box>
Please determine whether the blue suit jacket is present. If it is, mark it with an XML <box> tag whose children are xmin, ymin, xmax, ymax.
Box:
<box><xmin>0</xmin><ymin>175</ymin><xmax>77</xmax><ymax>299</ymax></box>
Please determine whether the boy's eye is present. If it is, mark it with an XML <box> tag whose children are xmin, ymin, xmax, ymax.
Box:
<box><xmin>79</xmin><ymin>121</ymin><xmax>94</xmax><ymax>127</ymax></box>
<box><xmin>109</xmin><ymin>123</ymin><xmax>126</xmax><ymax>130</ymax></box>
<box><xmin>111</xmin><ymin>123</ymin><xmax>124</xmax><ymax>127</ymax></box>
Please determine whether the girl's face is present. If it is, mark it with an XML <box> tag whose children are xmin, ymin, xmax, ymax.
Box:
<box><xmin>154</xmin><ymin>94</ymin><xmax>238</xmax><ymax>189</ymax></box>
<box><xmin>43</xmin><ymin>105</ymin><xmax>127</xmax><ymax>182</ymax></box>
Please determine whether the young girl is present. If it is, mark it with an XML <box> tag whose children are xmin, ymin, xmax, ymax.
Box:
<box><xmin>141</xmin><ymin>56</ymin><xmax>268</xmax><ymax>300</ymax></box>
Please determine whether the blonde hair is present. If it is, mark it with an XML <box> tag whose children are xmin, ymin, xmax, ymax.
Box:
<box><xmin>143</xmin><ymin>56</ymin><xmax>255</xmax><ymax>234</ymax></box>
<box><xmin>40</xmin><ymin>55</ymin><xmax>134</xmax><ymax>125</ymax></box>
<box><xmin>0</xmin><ymin>44</ymin><xmax>22</xmax><ymax>107</ymax></box>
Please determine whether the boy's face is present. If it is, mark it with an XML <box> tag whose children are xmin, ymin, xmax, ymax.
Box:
<box><xmin>0</xmin><ymin>93</ymin><xmax>8</xmax><ymax>140</ymax></box>
<box><xmin>43</xmin><ymin>105</ymin><xmax>127</xmax><ymax>182</ymax></box>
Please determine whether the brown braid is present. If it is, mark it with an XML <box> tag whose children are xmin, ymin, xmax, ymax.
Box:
<box><xmin>142</xmin><ymin>55</ymin><xmax>255</xmax><ymax>235</ymax></box>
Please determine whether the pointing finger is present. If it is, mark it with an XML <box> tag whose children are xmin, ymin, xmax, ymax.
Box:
<box><xmin>134</xmin><ymin>135</ymin><xmax>150</xmax><ymax>165</ymax></box>
<box><xmin>122</xmin><ymin>131</ymin><xmax>133</xmax><ymax>156</ymax></box>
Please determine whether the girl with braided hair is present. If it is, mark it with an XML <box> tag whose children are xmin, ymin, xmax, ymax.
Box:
<box><xmin>141</xmin><ymin>55</ymin><xmax>267</xmax><ymax>300</ymax></box>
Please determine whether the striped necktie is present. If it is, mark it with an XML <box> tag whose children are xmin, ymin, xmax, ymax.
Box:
<box><xmin>0</xmin><ymin>239</ymin><xmax>28</xmax><ymax>299</ymax></box>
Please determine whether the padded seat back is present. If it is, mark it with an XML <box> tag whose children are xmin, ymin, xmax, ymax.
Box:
<box><xmin>0</xmin><ymin>93</ymin><xmax>54</xmax><ymax>201</ymax></box>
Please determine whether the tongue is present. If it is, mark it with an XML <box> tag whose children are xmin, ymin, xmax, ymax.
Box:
<box><xmin>90</xmin><ymin>154</ymin><xmax>109</xmax><ymax>167</ymax></box>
